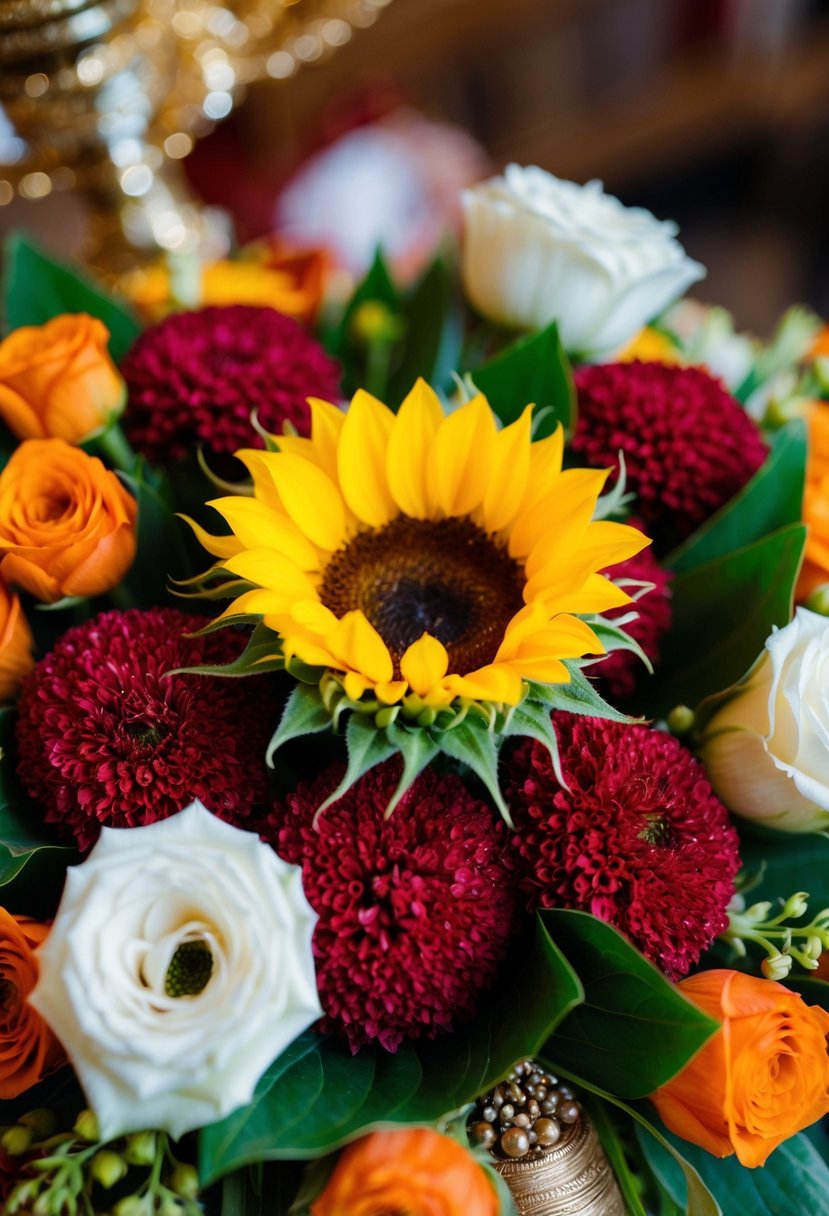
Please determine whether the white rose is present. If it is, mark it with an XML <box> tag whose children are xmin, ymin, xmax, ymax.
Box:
<box><xmin>461</xmin><ymin>165</ymin><xmax>705</xmax><ymax>357</ymax></box>
<box><xmin>29</xmin><ymin>801</ymin><xmax>321</xmax><ymax>1140</ymax></box>
<box><xmin>700</xmin><ymin>609</ymin><xmax>829</xmax><ymax>832</ymax></box>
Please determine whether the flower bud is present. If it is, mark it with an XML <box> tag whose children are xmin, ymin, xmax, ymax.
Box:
<box><xmin>782</xmin><ymin>892</ymin><xmax>809</xmax><ymax>919</ymax></box>
<box><xmin>18</xmin><ymin>1109</ymin><xmax>57</xmax><ymax>1140</ymax></box>
<box><xmin>744</xmin><ymin>901</ymin><xmax>773</xmax><ymax>922</ymax></box>
<box><xmin>124</xmin><ymin>1130</ymin><xmax>157</xmax><ymax>1166</ymax></box>
<box><xmin>805</xmin><ymin>584</ymin><xmax>829</xmax><ymax>617</ymax></box>
<box><xmin>699</xmin><ymin>610</ymin><xmax>829</xmax><ymax>832</ymax></box>
<box><xmin>169</xmin><ymin>1162</ymin><xmax>200</xmax><ymax>1200</ymax></box>
<box><xmin>350</xmin><ymin>301</ymin><xmax>404</xmax><ymax>347</ymax></box>
<box><xmin>91</xmin><ymin>1149</ymin><xmax>128</xmax><ymax>1189</ymax></box>
<box><xmin>73</xmin><ymin>1109</ymin><xmax>100</xmax><ymax>1142</ymax></box>
<box><xmin>1</xmin><ymin>1125</ymin><xmax>32</xmax><ymax>1155</ymax></box>
<box><xmin>761</xmin><ymin>952</ymin><xmax>793</xmax><ymax>981</ymax></box>
<box><xmin>667</xmin><ymin>705</ymin><xmax>694</xmax><ymax>736</ymax></box>
<box><xmin>806</xmin><ymin>935</ymin><xmax>824</xmax><ymax>960</ymax></box>
<box><xmin>114</xmin><ymin>1196</ymin><xmax>151</xmax><ymax>1216</ymax></box>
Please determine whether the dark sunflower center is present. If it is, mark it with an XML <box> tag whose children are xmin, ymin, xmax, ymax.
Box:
<box><xmin>319</xmin><ymin>516</ymin><xmax>525</xmax><ymax>677</ymax></box>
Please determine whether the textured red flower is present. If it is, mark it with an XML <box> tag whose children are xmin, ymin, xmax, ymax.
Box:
<box><xmin>269</xmin><ymin>760</ymin><xmax>518</xmax><ymax>1053</ymax></box>
<box><xmin>16</xmin><ymin>608</ymin><xmax>275</xmax><ymax>850</ymax></box>
<box><xmin>121</xmin><ymin>305</ymin><xmax>341</xmax><ymax>461</ymax></box>
<box><xmin>597</xmin><ymin>519</ymin><xmax>672</xmax><ymax>699</ymax></box>
<box><xmin>572</xmin><ymin>361</ymin><xmax>767</xmax><ymax>547</ymax></box>
<box><xmin>505</xmin><ymin>715</ymin><xmax>741</xmax><ymax>979</ymax></box>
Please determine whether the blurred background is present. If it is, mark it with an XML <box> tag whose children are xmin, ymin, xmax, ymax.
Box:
<box><xmin>3</xmin><ymin>0</ymin><xmax>829</xmax><ymax>333</ymax></box>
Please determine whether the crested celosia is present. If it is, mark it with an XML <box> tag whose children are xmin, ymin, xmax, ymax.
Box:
<box><xmin>15</xmin><ymin>608</ymin><xmax>274</xmax><ymax>850</ymax></box>
<box><xmin>269</xmin><ymin>759</ymin><xmax>517</xmax><ymax>1051</ymax></box>
<box><xmin>572</xmin><ymin>361</ymin><xmax>767</xmax><ymax>547</ymax></box>
<box><xmin>505</xmin><ymin>714</ymin><xmax>741</xmax><ymax>979</ymax></box>
<box><xmin>121</xmin><ymin>304</ymin><xmax>341</xmax><ymax>461</ymax></box>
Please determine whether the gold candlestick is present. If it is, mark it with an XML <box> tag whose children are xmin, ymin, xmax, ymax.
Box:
<box><xmin>0</xmin><ymin>0</ymin><xmax>393</xmax><ymax>276</ymax></box>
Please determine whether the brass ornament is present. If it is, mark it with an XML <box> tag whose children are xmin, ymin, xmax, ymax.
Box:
<box><xmin>470</xmin><ymin>1060</ymin><xmax>625</xmax><ymax>1216</ymax></box>
<box><xmin>0</xmin><ymin>0</ymin><xmax>394</xmax><ymax>274</ymax></box>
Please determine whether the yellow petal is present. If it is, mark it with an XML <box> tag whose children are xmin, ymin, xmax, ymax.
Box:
<box><xmin>375</xmin><ymin>680</ymin><xmax>409</xmax><ymax>704</ymax></box>
<box><xmin>501</xmin><ymin>613</ymin><xmax>605</xmax><ymax>662</ymax></box>
<box><xmin>283</xmin><ymin>634</ymin><xmax>340</xmax><ymax>669</ymax></box>
<box><xmin>215</xmin><ymin>588</ymin><xmax>295</xmax><ymax>620</ymax></box>
<box><xmin>386</xmin><ymin>379</ymin><xmax>444</xmax><ymax>519</ymax></box>
<box><xmin>223</xmin><ymin>549</ymin><xmax>320</xmax><ymax>598</ymax></box>
<box><xmin>400</xmin><ymin>632</ymin><xmax>449</xmax><ymax>697</ymax></box>
<box><xmin>525</xmin><ymin>520</ymin><xmax>650</xmax><ymax>597</ymax></box>
<box><xmin>264</xmin><ymin>453</ymin><xmax>347</xmax><ymax>552</ymax></box>
<box><xmin>344</xmin><ymin>671</ymin><xmax>373</xmax><ymax>700</ymax></box>
<box><xmin>481</xmin><ymin>404</ymin><xmax>533</xmax><ymax>533</ymax></box>
<box><xmin>521</xmin><ymin>425</ymin><xmax>565</xmax><ymax>513</ymax></box>
<box><xmin>544</xmin><ymin>572</ymin><xmax>633</xmax><ymax>615</ymax></box>
<box><xmin>306</xmin><ymin>397</ymin><xmax>346</xmax><ymax>483</ymax></box>
<box><xmin>208</xmin><ymin>497</ymin><xmax>321</xmax><ymax>569</ymax></box>
<box><xmin>507</xmin><ymin>656</ymin><xmax>570</xmax><ymax>684</ymax></box>
<box><xmin>447</xmin><ymin>663</ymin><xmax>524</xmax><ymax>704</ymax></box>
<box><xmin>235</xmin><ymin>450</ymin><xmax>283</xmax><ymax>511</ymax></box>
<box><xmin>510</xmin><ymin>468</ymin><xmax>610</xmax><ymax>560</ymax></box>
<box><xmin>331</xmin><ymin>610</ymin><xmax>394</xmax><ymax>683</ymax></box>
<box><xmin>179</xmin><ymin>515</ymin><xmax>242</xmax><ymax>560</ymax></box>
<box><xmin>433</xmin><ymin>394</ymin><xmax>496</xmax><ymax>517</ymax></box>
<box><xmin>337</xmin><ymin>390</ymin><xmax>397</xmax><ymax>527</ymax></box>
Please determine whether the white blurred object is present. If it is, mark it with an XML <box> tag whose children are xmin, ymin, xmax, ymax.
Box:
<box><xmin>274</xmin><ymin>109</ymin><xmax>489</xmax><ymax>280</ymax></box>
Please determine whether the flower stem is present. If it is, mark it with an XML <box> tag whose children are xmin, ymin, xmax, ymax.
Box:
<box><xmin>93</xmin><ymin>423</ymin><xmax>138</xmax><ymax>473</ymax></box>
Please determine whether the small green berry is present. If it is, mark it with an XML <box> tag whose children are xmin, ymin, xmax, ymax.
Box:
<box><xmin>73</xmin><ymin>1109</ymin><xmax>100</xmax><ymax>1141</ymax></box>
<box><xmin>1</xmin><ymin>1125</ymin><xmax>32</xmax><ymax>1155</ymax></box>
<box><xmin>169</xmin><ymin>1163</ymin><xmax>200</xmax><ymax>1200</ymax></box>
<box><xmin>124</xmin><ymin>1130</ymin><xmax>158</xmax><ymax>1166</ymax></box>
<box><xmin>91</xmin><ymin>1148</ymin><xmax>128</xmax><ymax>1188</ymax></box>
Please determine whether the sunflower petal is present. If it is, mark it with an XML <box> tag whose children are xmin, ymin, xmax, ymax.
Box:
<box><xmin>400</xmin><ymin>632</ymin><xmax>449</xmax><ymax>697</ymax></box>
<box><xmin>306</xmin><ymin>397</ymin><xmax>346</xmax><ymax>482</ymax></box>
<box><xmin>521</xmin><ymin>425</ymin><xmax>565</xmax><ymax>513</ymax></box>
<box><xmin>433</xmin><ymin>394</ymin><xmax>496</xmax><ymax>517</ymax></box>
<box><xmin>179</xmin><ymin>515</ymin><xmax>242</xmax><ymax>560</ymax></box>
<box><xmin>387</xmin><ymin>379</ymin><xmax>444</xmax><ymax>519</ymax></box>
<box><xmin>543</xmin><ymin>572</ymin><xmax>633</xmax><ymax>615</ymax></box>
<box><xmin>481</xmin><ymin>404</ymin><xmax>533</xmax><ymax>532</ymax></box>
<box><xmin>263</xmin><ymin>453</ymin><xmax>347</xmax><ymax>552</ymax></box>
<box><xmin>331</xmin><ymin>610</ymin><xmax>394</xmax><ymax>683</ymax></box>
<box><xmin>510</xmin><ymin>468</ymin><xmax>610</xmax><ymax>559</ymax></box>
<box><xmin>223</xmin><ymin>549</ymin><xmax>320</xmax><ymax>598</ymax></box>
<box><xmin>208</xmin><ymin>497</ymin><xmax>321</xmax><ymax>569</ymax></box>
<box><xmin>338</xmin><ymin>390</ymin><xmax>397</xmax><ymax>526</ymax></box>
<box><xmin>447</xmin><ymin>663</ymin><xmax>524</xmax><ymax>704</ymax></box>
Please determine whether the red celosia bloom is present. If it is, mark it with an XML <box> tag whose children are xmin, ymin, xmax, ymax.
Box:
<box><xmin>16</xmin><ymin>608</ymin><xmax>274</xmax><ymax>850</ymax></box>
<box><xmin>121</xmin><ymin>305</ymin><xmax>341</xmax><ymax>461</ymax></box>
<box><xmin>269</xmin><ymin>760</ymin><xmax>517</xmax><ymax>1053</ymax></box>
<box><xmin>598</xmin><ymin>519</ymin><xmax>672</xmax><ymax>699</ymax></box>
<box><xmin>505</xmin><ymin>715</ymin><xmax>741</xmax><ymax>979</ymax></box>
<box><xmin>572</xmin><ymin>361</ymin><xmax>767</xmax><ymax>546</ymax></box>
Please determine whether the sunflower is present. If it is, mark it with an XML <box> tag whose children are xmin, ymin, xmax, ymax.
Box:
<box><xmin>191</xmin><ymin>380</ymin><xmax>649</xmax><ymax>715</ymax></box>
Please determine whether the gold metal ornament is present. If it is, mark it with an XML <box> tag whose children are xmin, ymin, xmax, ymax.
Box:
<box><xmin>0</xmin><ymin>0</ymin><xmax>394</xmax><ymax>275</ymax></box>
<box><xmin>495</xmin><ymin>1116</ymin><xmax>625</xmax><ymax>1216</ymax></box>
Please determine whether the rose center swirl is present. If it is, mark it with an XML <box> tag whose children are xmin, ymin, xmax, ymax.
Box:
<box><xmin>319</xmin><ymin>516</ymin><xmax>526</xmax><ymax>676</ymax></box>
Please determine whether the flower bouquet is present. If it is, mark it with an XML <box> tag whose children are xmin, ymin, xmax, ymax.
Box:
<box><xmin>1</xmin><ymin>163</ymin><xmax>829</xmax><ymax>1216</ymax></box>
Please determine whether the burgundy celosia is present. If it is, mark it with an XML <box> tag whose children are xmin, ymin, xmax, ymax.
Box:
<box><xmin>505</xmin><ymin>714</ymin><xmax>741</xmax><ymax>979</ymax></box>
<box><xmin>572</xmin><ymin>361</ymin><xmax>767</xmax><ymax>546</ymax></box>
<box><xmin>598</xmin><ymin>519</ymin><xmax>673</xmax><ymax>699</ymax></box>
<box><xmin>121</xmin><ymin>304</ymin><xmax>341</xmax><ymax>461</ymax></box>
<box><xmin>16</xmin><ymin>608</ymin><xmax>274</xmax><ymax>850</ymax></box>
<box><xmin>269</xmin><ymin>760</ymin><xmax>517</xmax><ymax>1053</ymax></box>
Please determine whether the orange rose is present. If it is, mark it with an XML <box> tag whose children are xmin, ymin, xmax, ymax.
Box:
<box><xmin>0</xmin><ymin>909</ymin><xmax>64</xmax><ymax>1099</ymax></box>
<box><xmin>798</xmin><ymin>403</ymin><xmax>829</xmax><ymax>600</ymax></box>
<box><xmin>651</xmin><ymin>970</ymin><xmax>829</xmax><ymax>1167</ymax></box>
<box><xmin>310</xmin><ymin>1128</ymin><xmax>498</xmax><ymax>1216</ymax></box>
<box><xmin>0</xmin><ymin>579</ymin><xmax>33</xmax><ymax>700</ymax></box>
<box><xmin>0</xmin><ymin>439</ymin><xmax>137</xmax><ymax>602</ymax></box>
<box><xmin>0</xmin><ymin>314</ymin><xmax>126</xmax><ymax>445</ymax></box>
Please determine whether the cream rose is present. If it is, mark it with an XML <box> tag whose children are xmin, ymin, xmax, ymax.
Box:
<box><xmin>461</xmin><ymin>165</ymin><xmax>705</xmax><ymax>357</ymax></box>
<box><xmin>29</xmin><ymin>801</ymin><xmax>321</xmax><ymax>1139</ymax></box>
<box><xmin>700</xmin><ymin>609</ymin><xmax>829</xmax><ymax>832</ymax></box>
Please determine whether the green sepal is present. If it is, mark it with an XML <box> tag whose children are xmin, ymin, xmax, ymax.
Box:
<box><xmin>437</xmin><ymin>717</ymin><xmax>511</xmax><ymax>824</ymax></box>
<box><xmin>313</xmin><ymin>714</ymin><xmax>397</xmax><ymax>819</ymax></box>
<box><xmin>537</xmin><ymin>663</ymin><xmax>635</xmax><ymax>723</ymax></box>
<box><xmin>266</xmin><ymin>683</ymin><xmax>333</xmax><ymax>765</ymax></box>
<box><xmin>170</xmin><ymin>622</ymin><xmax>283</xmax><ymax>680</ymax></box>
<box><xmin>383</xmin><ymin>722</ymin><xmax>440</xmax><ymax>815</ymax></box>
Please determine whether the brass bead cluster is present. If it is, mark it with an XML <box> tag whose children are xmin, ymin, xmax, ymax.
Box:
<box><xmin>468</xmin><ymin>1059</ymin><xmax>582</xmax><ymax>1161</ymax></box>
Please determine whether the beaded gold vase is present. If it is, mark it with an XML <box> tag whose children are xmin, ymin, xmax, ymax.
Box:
<box><xmin>470</xmin><ymin>1061</ymin><xmax>625</xmax><ymax>1216</ymax></box>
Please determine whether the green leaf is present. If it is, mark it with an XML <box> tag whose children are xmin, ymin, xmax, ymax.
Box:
<box><xmin>539</xmin><ymin>663</ymin><xmax>633</xmax><ymax>723</ymax></box>
<box><xmin>199</xmin><ymin>916</ymin><xmax>583</xmax><ymax>1182</ymax></box>
<box><xmin>267</xmin><ymin>684</ymin><xmax>332</xmax><ymax>764</ymax></box>
<box><xmin>471</xmin><ymin>322</ymin><xmax>575</xmax><ymax>437</ymax></box>
<box><xmin>667</xmin><ymin>422</ymin><xmax>808</xmax><ymax>575</ymax></box>
<box><xmin>438</xmin><ymin>718</ymin><xmax>510</xmax><ymax>822</ymax></box>
<box><xmin>542</xmin><ymin>910</ymin><xmax>719</xmax><ymax>1097</ymax></box>
<box><xmin>0</xmin><ymin>708</ymin><xmax>75</xmax><ymax>910</ymax></box>
<box><xmin>324</xmin><ymin>249</ymin><xmax>400</xmax><ymax>381</ymax></box>
<box><xmin>638</xmin><ymin>1122</ymin><xmax>829</xmax><ymax>1216</ymax></box>
<box><xmin>642</xmin><ymin>524</ymin><xmax>806</xmax><ymax>718</ymax></box>
<box><xmin>736</xmin><ymin>829</ymin><xmax>829</xmax><ymax>913</ymax></box>
<box><xmin>587</xmin><ymin>1098</ymin><xmax>650</xmax><ymax>1216</ymax></box>
<box><xmin>119</xmin><ymin>459</ymin><xmax>192</xmax><ymax>605</ymax></box>
<box><xmin>3</xmin><ymin>232</ymin><xmax>141</xmax><ymax>361</ymax></box>
<box><xmin>172</xmin><ymin>622</ymin><xmax>283</xmax><ymax>680</ymax></box>
<box><xmin>383</xmin><ymin>722</ymin><xmax>440</xmax><ymax>813</ymax></box>
<box><xmin>387</xmin><ymin>257</ymin><xmax>463</xmax><ymax>405</ymax></box>
<box><xmin>315</xmin><ymin>713</ymin><xmax>396</xmax><ymax>811</ymax></box>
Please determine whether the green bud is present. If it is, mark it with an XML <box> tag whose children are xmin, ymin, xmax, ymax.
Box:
<box><xmin>782</xmin><ymin>891</ymin><xmax>809</xmax><ymax>919</ymax></box>
<box><xmin>666</xmin><ymin>705</ymin><xmax>694</xmax><ymax>736</ymax></box>
<box><xmin>350</xmin><ymin>300</ymin><xmax>405</xmax><ymax>347</ymax></box>
<box><xmin>18</xmin><ymin>1109</ymin><xmax>57</xmax><ymax>1141</ymax></box>
<box><xmin>91</xmin><ymin>1149</ymin><xmax>128</xmax><ymax>1189</ymax></box>
<box><xmin>805</xmin><ymin>584</ymin><xmax>829</xmax><ymax>618</ymax></box>
<box><xmin>374</xmin><ymin>706</ymin><xmax>398</xmax><ymax>730</ymax></box>
<box><xmin>744</xmin><ymin>901</ymin><xmax>773</xmax><ymax>922</ymax></box>
<box><xmin>1</xmin><ymin>1125</ymin><xmax>33</xmax><ymax>1155</ymax></box>
<box><xmin>416</xmin><ymin>706</ymin><xmax>437</xmax><ymax>728</ymax></box>
<box><xmin>114</xmin><ymin>1197</ymin><xmax>150</xmax><ymax>1216</ymax></box>
<box><xmin>7</xmin><ymin>1180</ymin><xmax>41</xmax><ymax>1213</ymax></box>
<box><xmin>32</xmin><ymin>1191</ymin><xmax>62</xmax><ymax>1216</ymax></box>
<box><xmin>761</xmin><ymin>952</ymin><xmax>793</xmax><ymax>981</ymax></box>
<box><xmin>806</xmin><ymin>934</ymin><xmax>824</xmax><ymax>960</ymax></box>
<box><xmin>124</xmin><ymin>1130</ymin><xmax>158</xmax><ymax>1166</ymax></box>
<box><xmin>169</xmin><ymin>1163</ymin><xmax>200</xmax><ymax>1200</ymax></box>
<box><xmin>73</xmin><ymin>1109</ymin><xmax>100</xmax><ymax>1142</ymax></box>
